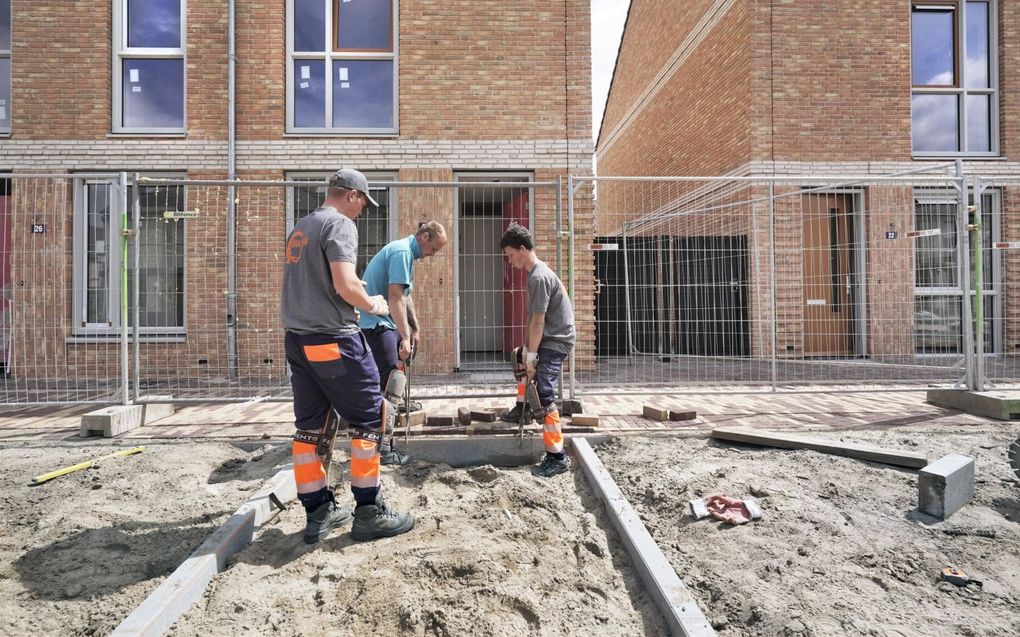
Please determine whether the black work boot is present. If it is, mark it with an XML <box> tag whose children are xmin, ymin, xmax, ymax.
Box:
<box><xmin>351</xmin><ymin>494</ymin><xmax>415</xmax><ymax>541</ymax></box>
<box><xmin>500</xmin><ymin>403</ymin><xmax>531</xmax><ymax>423</ymax></box>
<box><xmin>303</xmin><ymin>492</ymin><xmax>352</xmax><ymax>545</ymax></box>
<box><xmin>380</xmin><ymin>441</ymin><xmax>411</xmax><ymax>466</ymax></box>
<box><xmin>531</xmin><ymin>453</ymin><xmax>570</xmax><ymax>478</ymax></box>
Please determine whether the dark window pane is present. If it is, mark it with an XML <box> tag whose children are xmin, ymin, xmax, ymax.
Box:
<box><xmin>294</xmin><ymin>59</ymin><xmax>326</xmax><ymax>128</ymax></box>
<box><xmin>86</xmin><ymin>184</ymin><xmax>112</xmax><ymax>324</ymax></box>
<box><xmin>293</xmin><ymin>0</ymin><xmax>325</xmax><ymax>52</ymax></box>
<box><xmin>912</xmin><ymin>8</ymin><xmax>954</xmax><ymax>86</ymax></box>
<box><xmin>332</xmin><ymin>60</ymin><xmax>393</xmax><ymax>128</ymax></box>
<box><xmin>336</xmin><ymin>0</ymin><xmax>391</xmax><ymax>50</ymax></box>
<box><xmin>966</xmin><ymin>94</ymin><xmax>990</xmax><ymax>152</ymax></box>
<box><xmin>128</xmin><ymin>184</ymin><xmax>185</xmax><ymax>328</ymax></box>
<box><xmin>0</xmin><ymin>0</ymin><xmax>10</xmax><ymax>50</ymax></box>
<box><xmin>0</xmin><ymin>58</ymin><xmax>8</xmax><ymax>129</ymax></box>
<box><xmin>123</xmin><ymin>58</ymin><xmax>184</xmax><ymax>128</ymax></box>
<box><xmin>912</xmin><ymin>94</ymin><xmax>958</xmax><ymax>152</ymax></box>
<box><xmin>127</xmin><ymin>0</ymin><xmax>181</xmax><ymax>48</ymax></box>
<box><xmin>915</xmin><ymin>202</ymin><xmax>958</xmax><ymax>288</ymax></box>
<box><xmin>965</xmin><ymin>2</ymin><xmax>990</xmax><ymax>88</ymax></box>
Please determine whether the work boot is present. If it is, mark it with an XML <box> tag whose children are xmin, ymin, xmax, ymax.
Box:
<box><xmin>531</xmin><ymin>453</ymin><xmax>570</xmax><ymax>478</ymax></box>
<box><xmin>351</xmin><ymin>494</ymin><xmax>415</xmax><ymax>541</ymax></box>
<box><xmin>380</xmin><ymin>442</ymin><xmax>411</xmax><ymax>466</ymax></box>
<box><xmin>397</xmin><ymin>399</ymin><xmax>423</xmax><ymax>414</ymax></box>
<box><xmin>303</xmin><ymin>493</ymin><xmax>352</xmax><ymax>545</ymax></box>
<box><xmin>500</xmin><ymin>403</ymin><xmax>532</xmax><ymax>424</ymax></box>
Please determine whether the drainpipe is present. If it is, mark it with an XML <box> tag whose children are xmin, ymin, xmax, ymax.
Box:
<box><xmin>226</xmin><ymin>0</ymin><xmax>238</xmax><ymax>378</ymax></box>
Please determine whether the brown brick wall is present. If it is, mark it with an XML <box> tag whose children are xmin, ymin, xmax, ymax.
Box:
<box><xmin>597</xmin><ymin>1</ymin><xmax>751</xmax><ymax>177</ymax></box>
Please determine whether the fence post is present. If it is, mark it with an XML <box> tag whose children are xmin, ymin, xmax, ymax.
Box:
<box><xmin>567</xmin><ymin>175</ymin><xmax>577</xmax><ymax>399</ymax></box>
<box><xmin>556</xmin><ymin>176</ymin><xmax>564</xmax><ymax>402</ymax></box>
<box><xmin>956</xmin><ymin>160</ymin><xmax>976</xmax><ymax>391</ymax></box>
<box><xmin>769</xmin><ymin>181</ymin><xmax>778</xmax><ymax>392</ymax></box>
<box><xmin>131</xmin><ymin>174</ymin><xmax>142</xmax><ymax>403</ymax></box>
<box><xmin>118</xmin><ymin>172</ymin><xmax>131</xmax><ymax>406</ymax></box>
<box><xmin>971</xmin><ymin>176</ymin><xmax>986</xmax><ymax>391</ymax></box>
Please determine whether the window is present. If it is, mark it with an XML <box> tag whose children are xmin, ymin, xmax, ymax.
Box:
<box><xmin>287</xmin><ymin>173</ymin><xmax>396</xmax><ymax>274</ymax></box>
<box><xmin>112</xmin><ymin>0</ymin><xmax>186</xmax><ymax>133</ymax></box>
<box><xmin>1</xmin><ymin>0</ymin><xmax>10</xmax><ymax>133</ymax></box>
<box><xmin>73</xmin><ymin>176</ymin><xmax>186</xmax><ymax>335</ymax></box>
<box><xmin>913</xmin><ymin>191</ymin><xmax>998</xmax><ymax>353</ymax></box>
<box><xmin>287</xmin><ymin>0</ymin><xmax>398</xmax><ymax>134</ymax></box>
<box><xmin>911</xmin><ymin>1</ymin><xmax>997</xmax><ymax>155</ymax></box>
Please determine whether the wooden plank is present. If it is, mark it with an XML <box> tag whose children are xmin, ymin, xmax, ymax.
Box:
<box><xmin>711</xmin><ymin>426</ymin><xmax>928</xmax><ymax>469</ymax></box>
<box><xmin>571</xmin><ymin>414</ymin><xmax>600</xmax><ymax>427</ymax></box>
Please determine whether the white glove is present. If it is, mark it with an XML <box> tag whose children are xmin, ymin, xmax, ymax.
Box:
<box><xmin>364</xmin><ymin>295</ymin><xmax>389</xmax><ymax>316</ymax></box>
<box><xmin>525</xmin><ymin>351</ymin><xmax>538</xmax><ymax>374</ymax></box>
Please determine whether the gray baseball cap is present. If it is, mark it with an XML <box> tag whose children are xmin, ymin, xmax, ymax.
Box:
<box><xmin>330</xmin><ymin>168</ymin><xmax>379</xmax><ymax>207</ymax></box>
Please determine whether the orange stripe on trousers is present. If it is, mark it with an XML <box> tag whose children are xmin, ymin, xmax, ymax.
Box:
<box><xmin>292</xmin><ymin>440</ymin><xmax>326</xmax><ymax>492</ymax></box>
<box><xmin>543</xmin><ymin>410</ymin><xmax>563</xmax><ymax>453</ymax></box>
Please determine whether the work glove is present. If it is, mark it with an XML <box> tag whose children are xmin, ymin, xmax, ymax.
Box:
<box><xmin>364</xmin><ymin>295</ymin><xmax>389</xmax><ymax>316</ymax></box>
<box><xmin>525</xmin><ymin>351</ymin><xmax>538</xmax><ymax>377</ymax></box>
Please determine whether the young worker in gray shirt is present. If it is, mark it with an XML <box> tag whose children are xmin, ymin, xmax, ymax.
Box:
<box><xmin>498</xmin><ymin>223</ymin><xmax>575</xmax><ymax>477</ymax></box>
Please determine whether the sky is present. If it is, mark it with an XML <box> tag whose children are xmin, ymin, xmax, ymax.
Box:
<box><xmin>590</xmin><ymin>0</ymin><xmax>631</xmax><ymax>143</ymax></box>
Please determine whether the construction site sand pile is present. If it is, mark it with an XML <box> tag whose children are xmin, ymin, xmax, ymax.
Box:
<box><xmin>170</xmin><ymin>461</ymin><xmax>667</xmax><ymax>636</ymax></box>
<box><xmin>0</xmin><ymin>441</ymin><xmax>294</xmax><ymax>636</ymax></box>
<box><xmin>598</xmin><ymin>426</ymin><xmax>1020</xmax><ymax>637</ymax></box>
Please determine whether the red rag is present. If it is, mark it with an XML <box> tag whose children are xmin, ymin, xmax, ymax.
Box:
<box><xmin>705</xmin><ymin>494</ymin><xmax>752</xmax><ymax>525</ymax></box>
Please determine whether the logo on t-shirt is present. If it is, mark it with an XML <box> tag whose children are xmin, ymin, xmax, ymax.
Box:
<box><xmin>286</xmin><ymin>231</ymin><xmax>309</xmax><ymax>264</ymax></box>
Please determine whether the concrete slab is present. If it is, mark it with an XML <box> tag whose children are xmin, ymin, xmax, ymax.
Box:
<box><xmin>80</xmin><ymin>405</ymin><xmax>144</xmax><ymax>438</ymax></box>
<box><xmin>919</xmin><ymin>454</ymin><xmax>975</xmax><ymax>519</ymax></box>
<box><xmin>111</xmin><ymin>467</ymin><xmax>295</xmax><ymax>637</ymax></box>
<box><xmin>143</xmin><ymin>403</ymin><xmax>175</xmax><ymax>425</ymax></box>
<box><xmin>572</xmin><ymin>438</ymin><xmax>716</xmax><ymax>637</ymax></box>
<box><xmin>926</xmin><ymin>389</ymin><xmax>1020</xmax><ymax>421</ymax></box>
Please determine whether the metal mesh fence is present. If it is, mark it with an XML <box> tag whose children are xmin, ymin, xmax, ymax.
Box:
<box><xmin>2</xmin><ymin>166</ymin><xmax>1018</xmax><ymax>404</ymax></box>
<box><xmin>574</xmin><ymin>166</ymin><xmax>999</xmax><ymax>392</ymax></box>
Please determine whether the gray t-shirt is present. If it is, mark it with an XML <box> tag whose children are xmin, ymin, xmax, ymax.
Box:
<box><xmin>528</xmin><ymin>260</ymin><xmax>575</xmax><ymax>354</ymax></box>
<box><xmin>281</xmin><ymin>207</ymin><xmax>360</xmax><ymax>334</ymax></box>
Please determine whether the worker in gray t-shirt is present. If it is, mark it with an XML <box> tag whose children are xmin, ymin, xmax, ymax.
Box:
<box><xmin>282</xmin><ymin>168</ymin><xmax>414</xmax><ymax>545</ymax></box>
<box><xmin>498</xmin><ymin>223</ymin><xmax>575</xmax><ymax>478</ymax></box>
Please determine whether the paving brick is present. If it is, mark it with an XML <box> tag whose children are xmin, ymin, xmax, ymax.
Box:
<box><xmin>642</xmin><ymin>405</ymin><xmax>669</xmax><ymax>421</ymax></box>
<box><xmin>571</xmin><ymin>414</ymin><xmax>600</xmax><ymax>427</ymax></box>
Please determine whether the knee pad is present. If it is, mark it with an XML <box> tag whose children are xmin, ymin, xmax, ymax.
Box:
<box><xmin>380</xmin><ymin>399</ymin><xmax>396</xmax><ymax>436</ymax></box>
<box><xmin>383</xmin><ymin>368</ymin><xmax>407</xmax><ymax>404</ymax></box>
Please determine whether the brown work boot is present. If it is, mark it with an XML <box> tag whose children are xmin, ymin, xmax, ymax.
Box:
<box><xmin>351</xmin><ymin>494</ymin><xmax>415</xmax><ymax>541</ymax></box>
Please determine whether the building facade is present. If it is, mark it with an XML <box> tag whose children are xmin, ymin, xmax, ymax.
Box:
<box><xmin>596</xmin><ymin>0</ymin><xmax>1019</xmax><ymax>371</ymax></box>
<box><xmin>0</xmin><ymin>0</ymin><xmax>594</xmax><ymax>398</ymax></box>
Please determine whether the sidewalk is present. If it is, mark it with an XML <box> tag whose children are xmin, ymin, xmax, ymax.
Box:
<box><xmin>0</xmin><ymin>390</ymin><xmax>1002</xmax><ymax>443</ymax></box>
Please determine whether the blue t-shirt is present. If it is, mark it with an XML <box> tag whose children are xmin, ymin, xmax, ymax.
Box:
<box><xmin>358</xmin><ymin>235</ymin><xmax>420</xmax><ymax>331</ymax></box>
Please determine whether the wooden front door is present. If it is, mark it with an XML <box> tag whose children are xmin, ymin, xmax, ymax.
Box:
<box><xmin>802</xmin><ymin>193</ymin><xmax>855</xmax><ymax>356</ymax></box>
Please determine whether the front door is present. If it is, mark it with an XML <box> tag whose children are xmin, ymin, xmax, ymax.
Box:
<box><xmin>802</xmin><ymin>193</ymin><xmax>855</xmax><ymax>357</ymax></box>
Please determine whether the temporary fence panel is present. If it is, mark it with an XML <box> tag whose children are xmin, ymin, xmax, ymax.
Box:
<box><xmin>574</xmin><ymin>166</ymin><xmax>977</xmax><ymax>392</ymax></box>
<box><xmin>972</xmin><ymin>174</ymin><xmax>1020</xmax><ymax>390</ymax></box>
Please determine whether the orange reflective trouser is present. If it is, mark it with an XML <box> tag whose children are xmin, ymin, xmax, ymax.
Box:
<box><xmin>543</xmin><ymin>409</ymin><xmax>564</xmax><ymax>454</ymax></box>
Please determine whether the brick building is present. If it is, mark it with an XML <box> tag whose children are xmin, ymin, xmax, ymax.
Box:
<box><xmin>0</xmin><ymin>0</ymin><xmax>594</xmax><ymax>396</ymax></box>
<box><xmin>596</xmin><ymin>0</ymin><xmax>1020</xmax><ymax>368</ymax></box>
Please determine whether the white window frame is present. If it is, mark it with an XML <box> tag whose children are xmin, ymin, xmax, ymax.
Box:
<box><xmin>911</xmin><ymin>0</ymin><xmax>999</xmax><ymax>158</ymax></box>
<box><xmin>912</xmin><ymin>188</ymin><xmax>1001</xmax><ymax>353</ymax></box>
<box><xmin>285</xmin><ymin>0</ymin><xmax>399</xmax><ymax>135</ymax></box>
<box><xmin>0</xmin><ymin>0</ymin><xmax>10</xmax><ymax>135</ymax></box>
<box><xmin>111</xmin><ymin>0</ymin><xmax>187</xmax><ymax>135</ymax></box>
<box><xmin>71</xmin><ymin>173</ymin><xmax>188</xmax><ymax>340</ymax></box>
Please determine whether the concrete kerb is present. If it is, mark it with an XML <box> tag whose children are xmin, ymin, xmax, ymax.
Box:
<box><xmin>571</xmin><ymin>438</ymin><xmax>716</xmax><ymax>637</ymax></box>
<box><xmin>111</xmin><ymin>467</ymin><xmax>296</xmax><ymax>637</ymax></box>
